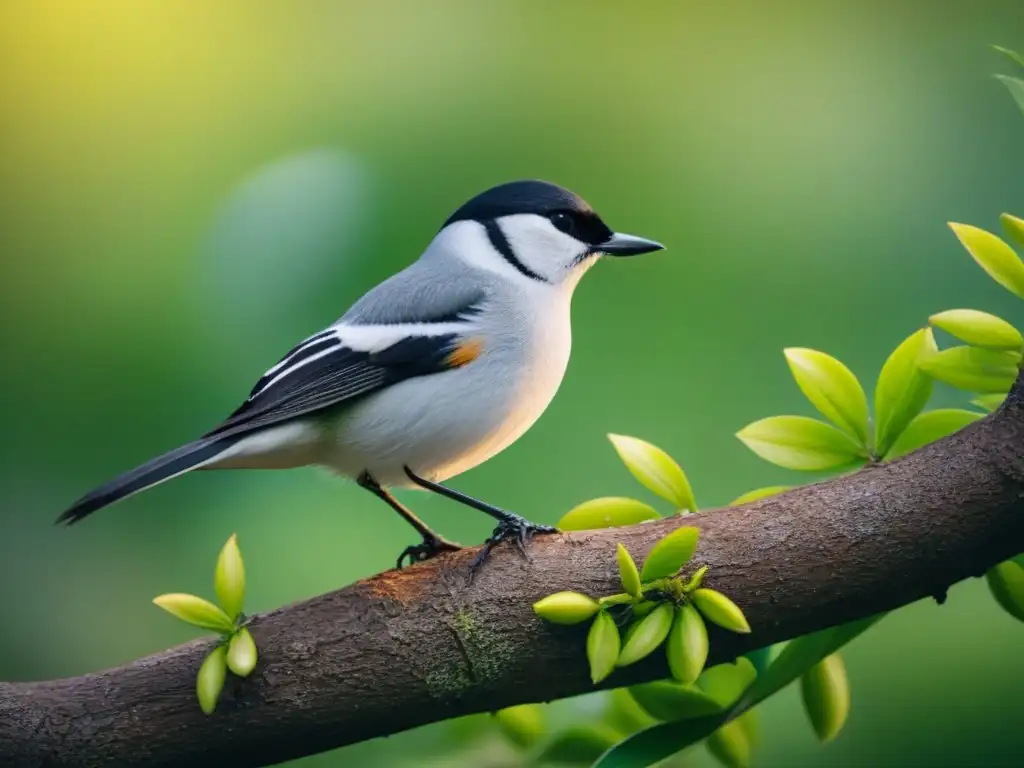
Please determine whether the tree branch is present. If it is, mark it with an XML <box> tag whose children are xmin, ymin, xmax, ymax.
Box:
<box><xmin>4</xmin><ymin>372</ymin><xmax>1024</xmax><ymax>768</ymax></box>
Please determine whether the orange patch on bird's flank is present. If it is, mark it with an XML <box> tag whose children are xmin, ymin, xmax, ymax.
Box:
<box><xmin>446</xmin><ymin>338</ymin><xmax>484</xmax><ymax>368</ymax></box>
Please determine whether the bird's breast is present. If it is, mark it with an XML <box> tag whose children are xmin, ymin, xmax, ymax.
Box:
<box><xmin>328</xmin><ymin>303</ymin><xmax>573</xmax><ymax>487</ymax></box>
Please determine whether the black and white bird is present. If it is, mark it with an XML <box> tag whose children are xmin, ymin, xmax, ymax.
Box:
<box><xmin>57</xmin><ymin>180</ymin><xmax>665</xmax><ymax>567</ymax></box>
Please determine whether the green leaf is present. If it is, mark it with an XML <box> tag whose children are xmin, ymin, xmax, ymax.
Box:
<box><xmin>743</xmin><ymin>646</ymin><xmax>773</xmax><ymax>678</ymax></box>
<box><xmin>493</xmin><ymin>703</ymin><xmax>547</xmax><ymax>749</ymax></box>
<box><xmin>533</xmin><ymin>591</ymin><xmax>600</xmax><ymax>625</ymax></box>
<box><xmin>617</xmin><ymin>603</ymin><xmax>674</xmax><ymax>667</ymax></box>
<box><xmin>873</xmin><ymin>328</ymin><xmax>937</xmax><ymax>456</ymax></box>
<box><xmin>692</xmin><ymin>589</ymin><xmax>750</xmax><ymax>634</ymax></box>
<box><xmin>972</xmin><ymin>393</ymin><xmax>1007</xmax><ymax>412</ymax></box>
<box><xmin>996</xmin><ymin>75</ymin><xmax>1024</xmax><ymax>119</ymax></box>
<box><xmin>929</xmin><ymin>309</ymin><xmax>1023</xmax><ymax>351</ymax></box>
<box><xmin>617</xmin><ymin>544</ymin><xmax>642</xmax><ymax>598</ymax></box>
<box><xmin>917</xmin><ymin>345</ymin><xmax>1020</xmax><ymax>393</ymax></box>
<box><xmin>226</xmin><ymin>627</ymin><xmax>258</xmax><ymax>677</ymax></box>
<box><xmin>986</xmin><ymin>559</ymin><xmax>1024</xmax><ymax>623</ymax></box>
<box><xmin>698</xmin><ymin>658</ymin><xmax>758</xmax><ymax>708</ymax></box>
<box><xmin>800</xmin><ymin>653</ymin><xmax>850</xmax><ymax>742</ymax></box>
<box><xmin>596</xmin><ymin>615</ymin><xmax>883</xmax><ymax>768</ymax></box>
<box><xmin>534</xmin><ymin>724</ymin><xmax>621</xmax><ymax>765</ymax></box>
<box><xmin>706</xmin><ymin>720</ymin><xmax>752</xmax><ymax>768</ymax></box>
<box><xmin>736</xmin><ymin>615</ymin><xmax>880</xmax><ymax>713</ymax></box>
<box><xmin>736</xmin><ymin>416</ymin><xmax>868</xmax><ymax>471</ymax></box>
<box><xmin>628</xmin><ymin>680</ymin><xmax>725</xmax><ymax>721</ymax></box>
<box><xmin>608</xmin><ymin>434</ymin><xmax>697</xmax><ymax>512</ymax></box>
<box><xmin>736</xmin><ymin>708</ymin><xmax>761</xmax><ymax>752</ymax></box>
<box><xmin>587</xmin><ymin>611</ymin><xmax>622</xmax><ymax>684</ymax></box>
<box><xmin>557</xmin><ymin>497</ymin><xmax>660</xmax><ymax>531</ymax></box>
<box><xmin>153</xmin><ymin>593</ymin><xmax>235</xmax><ymax>633</ymax></box>
<box><xmin>215</xmin><ymin>533</ymin><xmax>246</xmax><ymax>620</ymax></box>
<box><xmin>667</xmin><ymin>604</ymin><xmax>708</xmax><ymax>685</ymax></box>
<box><xmin>993</xmin><ymin>45</ymin><xmax>1024</xmax><ymax>69</ymax></box>
<box><xmin>784</xmin><ymin>347</ymin><xmax>870</xmax><ymax>446</ymax></box>
<box><xmin>948</xmin><ymin>222</ymin><xmax>1024</xmax><ymax>299</ymax></box>
<box><xmin>595</xmin><ymin>714</ymin><xmax>724</xmax><ymax>768</ymax></box>
<box><xmin>640</xmin><ymin>526</ymin><xmax>699</xmax><ymax>581</ymax></box>
<box><xmin>196</xmin><ymin>645</ymin><xmax>228</xmax><ymax>715</ymax></box>
<box><xmin>1001</xmin><ymin>213</ymin><xmax>1024</xmax><ymax>252</ymax></box>
<box><xmin>885</xmin><ymin>409</ymin><xmax>985</xmax><ymax>459</ymax></box>
<box><xmin>729</xmin><ymin>486</ymin><xmax>791</xmax><ymax>506</ymax></box>
<box><xmin>604</xmin><ymin>687</ymin><xmax>659</xmax><ymax>735</ymax></box>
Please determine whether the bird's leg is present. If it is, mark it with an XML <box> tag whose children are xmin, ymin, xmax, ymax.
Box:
<box><xmin>356</xmin><ymin>471</ymin><xmax>463</xmax><ymax>568</ymax></box>
<box><xmin>402</xmin><ymin>466</ymin><xmax>557</xmax><ymax>568</ymax></box>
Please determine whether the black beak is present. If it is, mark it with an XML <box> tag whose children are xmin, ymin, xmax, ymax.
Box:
<box><xmin>596</xmin><ymin>232</ymin><xmax>665</xmax><ymax>257</ymax></box>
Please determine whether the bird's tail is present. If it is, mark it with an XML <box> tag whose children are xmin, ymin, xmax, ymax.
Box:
<box><xmin>56</xmin><ymin>436</ymin><xmax>239</xmax><ymax>525</ymax></box>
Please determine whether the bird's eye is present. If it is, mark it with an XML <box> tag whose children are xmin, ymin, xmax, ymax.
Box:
<box><xmin>550</xmin><ymin>212</ymin><xmax>575</xmax><ymax>236</ymax></box>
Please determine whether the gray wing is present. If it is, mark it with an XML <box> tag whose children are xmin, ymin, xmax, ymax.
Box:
<box><xmin>340</xmin><ymin>258</ymin><xmax>486</xmax><ymax>325</ymax></box>
<box><xmin>204</xmin><ymin>331</ymin><xmax>472</xmax><ymax>440</ymax></box>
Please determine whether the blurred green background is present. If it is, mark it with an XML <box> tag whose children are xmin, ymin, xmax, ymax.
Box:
<box><xmin>2</xmin><ymin>1</ymin><xmax>1023</xmax><ymax>765</ymax></box>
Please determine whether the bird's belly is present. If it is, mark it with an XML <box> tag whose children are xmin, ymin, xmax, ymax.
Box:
<box><xmin>324</xmin><ymin>343</ymin><xmax>568</xmax><ymax>487</ymax></box>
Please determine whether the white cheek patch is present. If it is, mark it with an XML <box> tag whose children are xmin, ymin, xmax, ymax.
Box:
<box><xmin>498</xmin><ymin>214</ymin><xmax>587</xmax><ymax>281</ymax></box>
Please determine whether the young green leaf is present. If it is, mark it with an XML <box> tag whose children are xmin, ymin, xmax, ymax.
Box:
<box><xmin>533</xmin><ymin>591</ymin><xmax>600</xmax><ymax>625</ymax></box>
<box><xmin>706</xmin><ymin>720</ymin><xmax>752</xmax><ymax>768</ymax></box>
<box><xmin>617</xmin><ymin>544</ymin><xmax>642</xmax><ymax>598</ymax></box>
<box><xmin>972</xmin><ymin>393</ymin><xmax>1007</xmax><ymax>412</ymax></box>
<box><xmin>588</xmin><ymin>611</ymin><xmax>622</xmax><ymax>684</ymax></box>
<box><xmin>692</xmin><ymin>589</ymin><xmax>750</xmax><ymax>634</ymax></box>
<box><xmin>800</xmin><ymin>653</ymin><xmax>850</xmax><ymax>742</ymax></box>
<box><xmin>153</xmin><ymin>593</ymin><xmax>234</xmax><ymax>633</ymax></box>
<box><xmin>640</xmin><ymin>526</ymin><xmax>699</xmax><ymax>581</ymax></box>
<box><xmin>993</xmin><ymin>45</ymin><xmax>1024</xmax><ymax>69</ymax></box>
<box><xmin>608</xmin><ymin>434</ymin><xmax>697</xmax><ymax>512</ymax></box>
<box><xmin>215</xmin><ymin>533</ymin><xmax>246</xmax><ymax>620</ymax></box>
<box><xmin>784</xmin><ymin>347</ymin><xmax>870</xmax><ymax>446</ymax></box>
<box><xmin>667</xmin><ymin>604</ymin><xmax>709</xmax><ymax>685</ymax></box>
<box><xmin>729</xmin><ymin>486</ymin><xmax>791</xmax><ymax>506</ymax></box>
<box><xmin>985</xmin><ymin>559</ymin><xmax>1024</xmax><ymax>623</ymax></box>
<box><xmin>628</xmin><ymin>680</ymin><xmax>725</xmax><ymax>721</ymax></box>
<box><xmin>698</xmin><ymin>658</ymin><xmax>758</xmax><ymax>708</ymax></box>
<box><xmin>631</xmin><ymin>600</ymin><xmax>658</xmax><ymax>619</ymax></box>
<box><xmin>196</xmin><ymin>645</ymin><xmax>228</xmax><ymax>715</ymax></box>
<box><xmin>873</xmin><ymin>328</ymin><xmax>937</xmax><ymax>457</ymax></box>
<box><xmin>885</xmin><ymin>409</ymin><xmax>985</xmax><ymax>459</ymax></box>
<box><xmin>226</xmin><ymin>627</ymin><xmax>258</xmax><ymax>677</ymax></box>
<box><xmin>493</xmin><ymin>703</ymin><xmax>547</xmax><ymax>749</ymax></box>
<box><xmin>735</xmin><ymin>416</ymin><xmax>868</xmax><ymax>471</ymax></box>
<box><xmin>557</xmin><ymin>497</ymin><xmax>660</xmax><ymax>531</ymax></box>
<box><xmin>948</xmin><ymin>222</ymin><xmax>1024</xmax><ymax>299</ymax></box>
<box><xmin>929</xmin><ymin>309</ymin><xmax>1023</xmax><ymax>351</ymax></box>
<box><xmin>1001</xmin><ymin>213</ymin><xmax>1024</xmax><ymax>252</ymax></box>
<box><xmin>917</xmin><ymin>345</ymin><xmax>1020</xmax><ymax>393</ymax></box>
<box><xmin>996</xmin><ymin>75</ymin><xmax>1024</xmax><ymax>120</ymax></box>
<box><xmin>617</xmin><ymin>603</ymin><xmax>674</xmax><ymax>667</ymax></box>
<box><xmin>534</xmin><ymin>724</ymin><xmax>621</xmax><ymax>765</ymax></box>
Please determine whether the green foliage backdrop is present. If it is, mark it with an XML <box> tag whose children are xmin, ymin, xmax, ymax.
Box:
<box><xmin>2</xmin><ymin>2</ymin><xmax>1024</xmax><ymax>766</ymax></box>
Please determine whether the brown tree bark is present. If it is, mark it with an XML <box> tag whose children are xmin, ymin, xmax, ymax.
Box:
<box><xmin>3</xmin><ymin>372</ymin><xmax>1024</xmax><ymax>768</ymax></box>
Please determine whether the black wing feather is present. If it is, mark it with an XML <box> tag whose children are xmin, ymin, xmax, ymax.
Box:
<box><xmin>204</xmin><ymin>333</ymin><xmax>463</xmax><ymax>439</ymax></box>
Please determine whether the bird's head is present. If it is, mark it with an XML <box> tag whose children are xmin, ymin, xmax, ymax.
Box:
<box><xmin>431</xmin><ymin>179</ymin><xmax>664</xmax><ymax>289</ymax></box>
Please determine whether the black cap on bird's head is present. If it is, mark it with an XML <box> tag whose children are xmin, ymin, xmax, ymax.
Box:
<box><xmin>444</xmin><ymin>179</ymin><xmax>664</xmax><ymax>258</ymax></box>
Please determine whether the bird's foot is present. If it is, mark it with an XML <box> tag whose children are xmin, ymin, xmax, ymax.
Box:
<box><xmin>471</xmin><ymin>514</ymin><xmax>557</xmax><ymax>570</ymax></box>
<box><xmin>396</xmin><ymin>535</ymin><xmax>463</xmax><ymax>569</ymax></box>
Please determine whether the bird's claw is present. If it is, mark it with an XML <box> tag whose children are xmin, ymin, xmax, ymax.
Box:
<box><xmin>396</xmin><ymin>536</ymin><xmax>463</xmax><ymax>569</ymax></box>
<box><xmin>471</xmin><ymin>515</ymin><xmax>557</xmax><ymax>570</ymax></box>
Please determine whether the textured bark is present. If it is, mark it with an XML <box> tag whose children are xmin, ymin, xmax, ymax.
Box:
<box><xmin>3</xmin><ymin>371</ymin><xmax>1024</xmax><ymax>768</ymax></box>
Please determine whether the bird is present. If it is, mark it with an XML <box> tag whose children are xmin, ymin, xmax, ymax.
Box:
<box><xmin>56</xmin><ymin>179</ymin><xmax>665</xmax><ymax>568</ymax></box>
